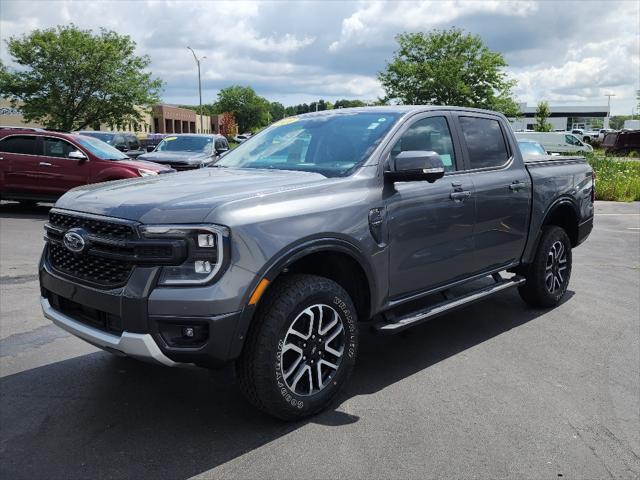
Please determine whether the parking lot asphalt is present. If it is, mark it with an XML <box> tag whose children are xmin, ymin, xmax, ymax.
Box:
<box><xmin>0</xmin><ymin>200</ymin><xmax>639</xmax><ymax>479</ymax></box>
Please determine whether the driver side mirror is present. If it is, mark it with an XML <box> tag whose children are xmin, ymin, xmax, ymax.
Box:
<box><xmin>115</xmin><ymin>144</ymin><xmax>129</xmax><ymax>152</ymax></box>
<box><xmin>384</xmin><ymin>151</ymin><xmax>445</xmax><ymax>183</ymax></box>
<box><xmin>68</xmin><ymin>150</ymin><xmax>87</xmax><ymax>162</ymax></box>
<box><xmin>146</xmin><ymin>145</ymin><xmax>156</xmax><ymax>152</ymax></box>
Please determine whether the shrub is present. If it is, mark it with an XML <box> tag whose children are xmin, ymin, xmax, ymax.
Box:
<box><xmin>586</xmin><ymin>154</ymin><xmax>640</xmax><ymax>202</ymax></box>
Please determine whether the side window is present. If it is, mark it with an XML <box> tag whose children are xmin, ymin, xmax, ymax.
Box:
<box><xmin>43</xmin><ymin>138</ymin><xmax>77</xmax><ymax>158</ymax></box>
<box><xmin>565</xmin><ymin>135</ymin><xmax>581</xmax><ymax>146</ymax></box>
<box><xmin>0</xmin><ymin>135</ymin><xmax>38</xmax><ymax>155</ymax></box>
<box><xmin>391</xmin><ymin>116</ymin><xmax>456</xmax><ymax>171</ymax></box>
<box><xmin>113</xmin><ymin>135</ymin><xmax>125</xmax><ymax>148</ymax></box>
<box><xmin>127</xmin><ymin>135</ymin><xmax>140</xmax><ymax>150</ymax></box>
<box><xmin>459</xmin><ymin>116</ymin><xmax>510</xmax><ymax>169</ymax></box>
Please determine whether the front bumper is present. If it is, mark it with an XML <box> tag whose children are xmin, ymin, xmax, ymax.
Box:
<box><xmin>41</xmin><ymin>297</ymin><xmax>177</xmax><ymax>366</ymax></box>
<box><xmin>39</xmin><ymin>251</ymin><xmax>254</xmax><ymax>368</ymax></box>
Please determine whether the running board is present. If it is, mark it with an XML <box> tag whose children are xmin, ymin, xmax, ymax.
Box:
<box><xmin>374</xmin><ymin>275</ymin><xmax>526</xmax><ymax>334</ymax></box>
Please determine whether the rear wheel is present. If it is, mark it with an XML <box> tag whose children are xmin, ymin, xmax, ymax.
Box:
<box><xmin>519</xmin><ymin>226</ymin><xmax>572</xmax><ymax>307</ymax></box>
<box><xmin>236</xmin><ymin>274</ymin><xmax>358</xmax><ymax>420</ymax></box>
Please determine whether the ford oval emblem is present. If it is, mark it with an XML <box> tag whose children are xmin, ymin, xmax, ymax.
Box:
<box><xmin>63</xmin><ymin>229</ymin><xmax>87</xmax><ymax>253</ymax></box>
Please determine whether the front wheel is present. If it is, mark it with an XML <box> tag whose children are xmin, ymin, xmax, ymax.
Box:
<box><xmin>236</xmin><ymin>274</ymin><xmax>358</xmax><ymax>420</ymax></box>
<box><xmin>519</xmin><ymin>226</ymin><xmax>572</xmax><ymax>307</ymax></box>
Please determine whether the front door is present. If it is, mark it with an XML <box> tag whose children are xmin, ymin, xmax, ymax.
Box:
<box><xmin>386</xmin><ymin>113</ymin><xmax>476</xmax><ymax>299</ymax></box>
<box><xmin>454</xmin><ymin>114</ymin><xmax>531</xmax><ymax>272</ymax></box>
<box><xmin>38</xmin><ymin>137</ymin><xmax>90</xmax><ymax>196</ymax></box>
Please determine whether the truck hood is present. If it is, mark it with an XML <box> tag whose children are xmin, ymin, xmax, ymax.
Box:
<box><xmin>137</xmin><ymin>151</ymin><xmax>212</xmax><ymax>165</ymax></box>
<box><xmin>55</xmin><ymin>167</ymin><xmax>329</xmax><ymax>224</ymax></box>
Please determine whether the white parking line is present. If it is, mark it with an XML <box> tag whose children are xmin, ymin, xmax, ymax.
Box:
<box><xmin>595</xmin><ymin>213</ymin><xmax>640</xmax><ymax>216</ymax></box>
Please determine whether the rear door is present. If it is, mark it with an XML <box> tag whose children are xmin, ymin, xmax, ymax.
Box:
<box><xmin>0</xmin><ymin>135</ymin><xmax>43</xmax><ymax>195</ymax></box>
<box><xmin>386</xmin><ymin>112</ymin><xmax>476</xmax><ymax>297</ymax></box>
<box><xmin>38</xmin><ymin>136</ymin><xmax>91</xmax><ymax>195</ymax></box>
<box><xmin>453</xmin><ymin>113</ymin><xmax>531</xmax><ymax>273</ymax></box>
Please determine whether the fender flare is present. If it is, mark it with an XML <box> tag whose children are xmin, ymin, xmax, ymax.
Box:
<box><xmin>244</xmin><ymin>236</ymin><xmax>377</xmax><ymax>309</ymax></box>
<box><xmin>523</xmin><ymin>196</ymin><xmax>580</xmax><ymax>265</ymax></box>
<box><xmin>227</xmin><ymin>237</ymin><xmax>378</xmax><ymax>360</ymax></box>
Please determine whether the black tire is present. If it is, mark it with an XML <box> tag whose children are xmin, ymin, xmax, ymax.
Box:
<box><xmin>519</xmin><ymin>226</ymin><xmax>572</xmax><ymax>307</ymax></box>
<box><xmin>236</xmin><ymin>274</ymin><xmax>358</xmax><ymax>421</ymax></box>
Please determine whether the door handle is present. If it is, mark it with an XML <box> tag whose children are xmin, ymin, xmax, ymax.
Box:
<box><xmin>450</xmin><ymin>190</ymin><xmax>471</xmax><ymax>201</ymax></box>
<box><xmin>39</xmin><ymin>162</ymin><xmax>52</xmax><ymax>167</ymax></box>
<box><xmin>451</xmin><ymin>181</ymin><xmax>462</xmax><ymax>188</ymax></box>
<box><xmin>509</xmin><ymin>181</ymin><xmax>526</xmax><ymax>191</ymax></box>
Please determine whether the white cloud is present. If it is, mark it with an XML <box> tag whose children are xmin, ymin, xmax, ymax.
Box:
<box><xmin>329</xmin><ymin>0</ymin><xmax>537</xmax><ymax>51</ymax></box>
<box><xmin>0</xmin><ymin>0</ymin><xmax>638</xmax><ymax>113</ymax></box>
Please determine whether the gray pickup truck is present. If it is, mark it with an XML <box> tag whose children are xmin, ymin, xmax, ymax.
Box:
<box><xmin>39</xmin><ymin>106</ymin><xmax>594</xmax><ymax>420</ymax></box>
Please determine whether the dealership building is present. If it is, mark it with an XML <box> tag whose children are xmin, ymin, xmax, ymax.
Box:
<box><xmin>510</xmin><ymin>104</ymin><xmax>610</xmax><ymax>131</ymax></box>
<box><xmin>0</xmin><ymin>99</ymin><xmax>235</xmax><ymax>136</ymax></box>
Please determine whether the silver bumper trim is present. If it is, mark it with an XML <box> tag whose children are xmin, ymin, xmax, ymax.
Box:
<box><xmin>40</xmin><ymin>297</ymin><xmax>177</xmax><ymax>366</ymax></box>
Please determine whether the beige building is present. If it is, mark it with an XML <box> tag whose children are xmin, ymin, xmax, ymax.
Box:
<box><xmin>0</xmin><ymin>99</ymin><xmax>41</xmax><ymax>128</ymax></box>
<box><xmin>0</xmin><ymin>99</ymin><xmax>225</xmax><ymax>136</ymax></box>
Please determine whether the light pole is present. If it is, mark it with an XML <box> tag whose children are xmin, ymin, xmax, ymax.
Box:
<box><xmin>604</xmin><ymin>93</ymin><xmax>616</xmax><ymax>129</ymax></box>
<box><xmin>187</xmin><ymin>47</ymin><xmax>205</xmax><ymax>133</ymax></box>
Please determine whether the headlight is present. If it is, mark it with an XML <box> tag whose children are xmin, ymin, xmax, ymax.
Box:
<box><xmin>140</xmin><ymin>224</ymin><xmax>229</xmax><ymax>285</ymax></box>
<box><xmin>138</xmin><ymin>168</ymin><xmax>159</xmax><ymax>177</ymax></box>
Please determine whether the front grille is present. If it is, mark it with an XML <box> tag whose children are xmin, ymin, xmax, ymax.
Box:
<box><xmin>49</xmin><ymin>244</ymin><xmax>133</xmax><ymax>287</ymax></box>
<box><xmin>47</xmin><ymin>291</ymin><xmax>123</xmax><ymax>335</ymax></box>
<box><xmin>49</xmin><ymin>211</ymin><xmax>135</xmax><ymax>239</ymax></box>
<box><xmin>45</xmin><ymin>210</ymin><xmax>184</xmax><ymax>289</ymax></box>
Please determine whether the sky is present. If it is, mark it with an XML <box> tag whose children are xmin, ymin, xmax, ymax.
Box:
<box><xmin>1</xmin><ymin>0</ymin><xmax>638</xmax><ymax>115</ymax></box>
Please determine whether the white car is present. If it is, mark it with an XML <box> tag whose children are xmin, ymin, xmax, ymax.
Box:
<box><xmin>515</xmin><ymin>132</ymin><xmax>594</xmax><ymax>154</ymax></box>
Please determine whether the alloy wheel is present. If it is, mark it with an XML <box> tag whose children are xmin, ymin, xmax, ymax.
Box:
<box><xmin>280</xmin><ymin>304</ymin><xmax>345</xmax><ymax>396</ymax></box>
<box><xmin>545</xmin><ymin>240</ymin><xmax>568</xmax><ymax>294</ymax></box>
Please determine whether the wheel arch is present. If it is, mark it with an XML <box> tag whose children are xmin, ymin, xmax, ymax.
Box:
<box><xmin>261</xmin><ymin>239</ymin><xmax>375</xmax><ymax>322</ymax></box>
<box><xmin>542</xmin><ymin>197</ymin><xmax>580</xmax><ymax>246</ymax></box>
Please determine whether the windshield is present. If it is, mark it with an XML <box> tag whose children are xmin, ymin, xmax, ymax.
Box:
<box><xmin>80</xmin><ymin>131</ymin><xmax>115</xmax><ymax>144</ymax></box>
<box><xmin>518</xmin><ymin>141</ymin><xmax>546</xmax><ymax>156</ymax></box>
<box><xmin>155</xmin><ymin>136</ymin><xmax>213</xmax><ymax>153</ymax></box>
<box><xmin>215</xmin><ymin>112</ymin><xmax>401</xmax><ymax>177</ymax></box>
<box><xmin>75</xmin><ymin>135</ymin><xmax>128</xmax><ymax>160</ymax></box>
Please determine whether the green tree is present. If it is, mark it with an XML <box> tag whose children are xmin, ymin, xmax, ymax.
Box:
<box><xmin>0</xmin><ymin>25</ymin><xmax>162</xmax><ymax>131</ymax></box>
<box><xmin>269</xmin><ymin>101</ymin><xmax>285</xmax><ymax>122</ymax></box>
<box><xmin>534</xmin><ymin>101</ymin><xmax>553</xmax><ymax>132</ymax></box>
<box><xmin>212</xmin><ymin>85</ymin><xmax>269</xmax><ymax>132</ymax></box>
<box><xmin>378</xmin><ymin>28</ymin><xmax>519</xmax><ymax>116</ymax></box>
<box><xmin>333</xmin><ymin>99</ymin><xmax>367</xmax><ymax>109</ymax></box>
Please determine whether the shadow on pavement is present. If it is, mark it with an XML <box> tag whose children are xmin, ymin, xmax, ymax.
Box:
<box><xmin>0</xmin><ymin>201</ymin><xmax>52</xmax><ymax>219</ymax></box>
<box><xmin>0</xmin><ymin>284</ymin><xmax>574</xmax><ymax>479</ymax></box>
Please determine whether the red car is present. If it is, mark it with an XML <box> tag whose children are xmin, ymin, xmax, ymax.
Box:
<box><xmin>0</xmin><ymin>127</ymin><xmax>174</xmax><ymax>205</ymax></box>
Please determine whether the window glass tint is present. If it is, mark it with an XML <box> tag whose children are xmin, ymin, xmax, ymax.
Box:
<box><xmin>459</xmin><ymin>116</ymin><xmax>510</xmax><ymax>169</ymax></box>
<box><xmin>44</xmin><ymin>138</ymin><xmax>77</xmax><ymax>158</ymax></box>
<box><xmin>391</xmin><ymin>116</ymin><xmax>456</xmax><ymax>171</ymax></box>
<box><xmin>215</xmin><ymin>112</ymin><xmax>400</xmax><ymax>177</ymax></box>
<box><xmin>0</xmin><ymin>135</ymin><xmax>38</xmax><ymax>155</ymax></box>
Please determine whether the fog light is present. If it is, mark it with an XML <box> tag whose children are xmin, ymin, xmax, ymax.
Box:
<box><xmin>183</xmin><ymin>327</ymin><xmax>195</xmax><ymax>338</ymax></box>
<box><xmin>198</xmin><ymin>233</ymin><xmax>215</xmax><ymax>247</ymax></box>
<box><xmin>194</xmin><ymin>260</ymin><xmax>212</xmax><ymax>274</ymax></box>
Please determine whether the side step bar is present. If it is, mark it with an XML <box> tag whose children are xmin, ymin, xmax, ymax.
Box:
<box><xmin>374</xmin><ymin>275</ymin><xmax>526</xmax><ymax>334</ymax></box>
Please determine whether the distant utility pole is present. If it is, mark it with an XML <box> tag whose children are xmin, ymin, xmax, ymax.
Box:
<box><xmin>187</xmin><ymin>46</ymin><xmax>205</xmax><ymax>133</ymax></box>
<box><xmin>604</xmin><ymin>93</ymin><xmax>616</xmax><ymax>129</ymax></box>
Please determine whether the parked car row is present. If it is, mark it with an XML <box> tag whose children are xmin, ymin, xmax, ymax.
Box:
<box><xmin>0</xmin><ymin>127</ymin><xmax>230</xmax><ymax>204</ymax></box>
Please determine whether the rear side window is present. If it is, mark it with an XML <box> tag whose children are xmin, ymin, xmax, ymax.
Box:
<box><xmin>391</xmin><ymin>116</ymin><xmax>457</xmax><ymax>171</ymax></box>
<box><xmin>0</xmin><ymin>135</ymin><xmax>38</xmax><ymax>155</ymax></box>
<box><xmin>43</xmin><ymin>137</ymin><xmax>77</xmax><ymax>158</ymax></box>
<box><xmin>127</xmin><ymin>135</ymin><xmax>140</xmax><ymax>150</ymax></box>
<box><xmin>459</xmin><ymin>116</ymin><xmax>510</xmax><ymax>169</ymax></box>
